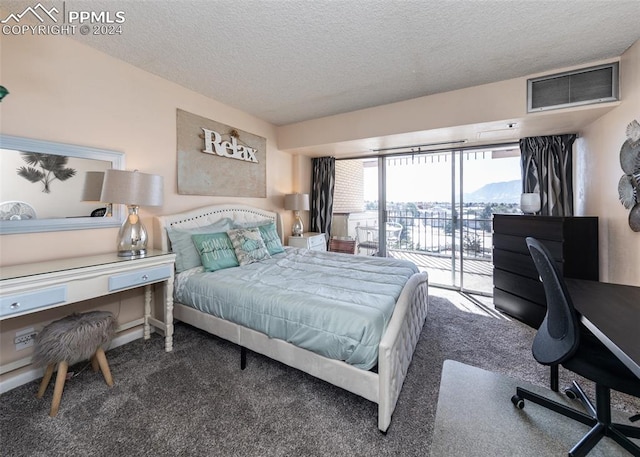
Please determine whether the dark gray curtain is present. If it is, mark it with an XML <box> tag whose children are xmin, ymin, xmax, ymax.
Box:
<box><xmin>310</xmin><ymin>157</ymin><xmax>335</xmax><ymax>239</ymax></box>
<box><xmin>520</xmin><ymin>134</ymin><xmax>576</xmax><ymax>216</ymax></box>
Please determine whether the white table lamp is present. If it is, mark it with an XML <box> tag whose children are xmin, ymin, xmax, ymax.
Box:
<box><xmin>284</xmin><ymin>193</ymin><xmax>310</xmax><ymax>237</ymax></box>
<box><xmin>101</xmin><ymin>169</ymin><xmax>164</xmax><ymax>257</ymax></box>
<box><xmin>521</xmin><ymin>192</ymin><xmax>541</xmax><ymax>214</ymax></box>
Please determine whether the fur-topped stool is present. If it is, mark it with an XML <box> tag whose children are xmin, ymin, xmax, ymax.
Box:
<box><xmin>34</xmin><ymin>311</ymin><xmax>117</xmax><ymax>416</ymax></box>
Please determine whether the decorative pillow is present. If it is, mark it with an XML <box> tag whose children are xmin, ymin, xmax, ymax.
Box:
<box><xmin>233</xmin><ymin>220</ymin><xmax>284</xmax><ymax>255</ymax></box>
<box><xmin>258</xmin><ymin>222</ymin><xmax>285</xmax><ymax>255</ymax></box>
<box><xmin>166</xmin><ymin>218</ymin><xmax>234</xmax><ymax>273</ymax></box>
<box><xmin>226</xmin><ymin>227</ymin><xmax>271</xmax><ymax>265</ymax></box>
<box><xmin>191</xmin><ymin>232</ymin><xmax>239</xmax><ymax>272</ymax></box>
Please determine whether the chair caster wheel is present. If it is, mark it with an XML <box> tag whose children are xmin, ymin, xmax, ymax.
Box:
<box><xmin>565</xmin><ymin>386</ymin><xmax>579</xmax><ymax>400</ymax></box>
<box><xmin>511</xmin><ymin>395</ymin><xmax>525</xmax><ymax>409</ymax></box>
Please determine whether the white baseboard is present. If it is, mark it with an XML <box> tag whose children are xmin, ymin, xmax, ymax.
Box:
<box><xmin>0</xmin><ymin>328</ymin><xmax>144</xmax><ymax>395</ymax></box>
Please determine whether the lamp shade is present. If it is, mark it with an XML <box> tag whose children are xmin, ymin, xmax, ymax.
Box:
<box><xmin>284</xmin><ymin>193</ymin><xmax>310</xmax><ymax>211</ymax></box>
<box><xmin>101</xmin><ymin>169</ymin><xmax>164</xmax><ymax>207</ymax></box>
<box><xmin>81</xmin><ymin>171</ymin><xmax>105</xmax><ymax>202</ymax></box>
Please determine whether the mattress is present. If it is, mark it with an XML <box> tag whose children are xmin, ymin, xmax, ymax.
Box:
<box><xmin>174</xmin><ymin>248</ymin><xmax>419</xmax><ymax>369</ymax></box>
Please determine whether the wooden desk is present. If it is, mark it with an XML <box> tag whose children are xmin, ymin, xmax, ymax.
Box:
<box><xmin>566</xmin><ymin>278</ymin><xmax>640</xmax><ymax>379</ymax></box>
<box><xmin>1</xmin><ymin>251</ymin><xmax>176</xmax><ymax>352</ymax></box>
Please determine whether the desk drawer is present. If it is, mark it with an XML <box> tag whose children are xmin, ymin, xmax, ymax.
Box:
<box><xmin>108</xmin><ymin>264</ymin><xmax>173</xmax><ymax>292</ymax></box>
<box><xmin>0</xmin><ymin>286</ymin><xmax>67</xmax><ymax>318</ymax></box>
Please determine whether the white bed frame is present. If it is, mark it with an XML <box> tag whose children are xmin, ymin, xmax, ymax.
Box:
<box><xmin>153</xmin><ymin>204</ymin><xmax>429</xmax><ymax>432</ymax></box>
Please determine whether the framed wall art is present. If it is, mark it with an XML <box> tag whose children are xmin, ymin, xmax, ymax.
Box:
<box><xmin>177</xmin><ymin>109</ymin><xmax>266</xmax><ymax>197</ymax></box>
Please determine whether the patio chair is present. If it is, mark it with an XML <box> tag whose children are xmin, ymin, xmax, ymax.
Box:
<box><xmin>386</xmin><ymin>222</ymin><xmax>402</xmax><ymax>248</ymax></box>
<box><xmin>356</xmin><ymin>225</ymin><xmax>378</xmax><ymax>255</ymax></box>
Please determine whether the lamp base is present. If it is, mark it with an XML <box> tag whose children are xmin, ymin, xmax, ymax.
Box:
<box><xmin>118</xmin><ymin>249</ymin><xmax>147</xmax><ymax>258</ymax></box>
<box><xmin>292</xmin><ymin>212</ymin><xmax>304</xmax><ymax>237</ymax></box>
<box><xmin>117</xmin><ymin>205</ymin><xmax>148</xmax><ymax>257</ymax></box>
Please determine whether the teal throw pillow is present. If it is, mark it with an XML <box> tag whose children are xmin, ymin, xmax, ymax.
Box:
<box><xmin>191</xmin><ymin>232</ymin><xmax>239</xmax><ymax>272</ymax></box>
<box><xmin>226</xmin><ymin>227</ymin><xmax>271</xmax><ymax>265</ymax></box>
<box><xmin>258</xmin><ymin>222</ymin><xmax>285</xmax><ymax>255</ymax></box>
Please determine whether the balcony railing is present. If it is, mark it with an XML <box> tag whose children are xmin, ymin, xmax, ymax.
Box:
<box><xmin>386</xmin><ymin>211</ymin><xmax>493</xmax><ymax>260</ymax></box>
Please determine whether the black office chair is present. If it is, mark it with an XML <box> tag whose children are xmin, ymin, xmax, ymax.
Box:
<box><xmin>511</xmin><ymin>237</ymin><xmax>640</xmax><ymax>457</ymax></box>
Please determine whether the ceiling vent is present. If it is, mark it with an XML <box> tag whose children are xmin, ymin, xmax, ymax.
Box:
<box><xmin>527</xmin><ymin>62</ymin><xmax>619</xmax><ymax>113</ymax></box>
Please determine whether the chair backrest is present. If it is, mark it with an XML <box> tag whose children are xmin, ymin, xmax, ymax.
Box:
<box><xmin>329</xmin><ymin>237</ymin><xmax>356</xmax><ymax>254</ymax></box>
<box><xmin>356</xmin><ymin>225</ymin><xmax>378</xmax><ymax>245</ymax></box>
<box><xmin>526</xmin><ymin>237</ymin><xmax>581</xmax><ymax>366</ymax></box>
<box><xmin>386</xmin><ymin>222</ymin><xmax>403</xmax><ymax>246</ymax></box>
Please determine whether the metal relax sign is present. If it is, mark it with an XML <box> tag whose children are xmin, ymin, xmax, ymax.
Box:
<box><xmin>201</xmin><ymin>128</ymin><xmax>258</xmax><ymax>163</ymax></box>
<box><xmin>177</xmin><ymin>109</ymin><xmax>266</xmax><ymax>197</ymax></box>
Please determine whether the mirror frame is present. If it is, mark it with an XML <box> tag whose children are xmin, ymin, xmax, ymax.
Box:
<box><xmin>0</xmin><ymin>135</ymin><xmax>125</xmax><ymax>234</ymax></box>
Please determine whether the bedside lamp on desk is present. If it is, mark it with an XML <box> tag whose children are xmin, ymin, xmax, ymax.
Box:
<box><xmin>101</xmin><ymin>169</ymin><xmax>163</xmax><ymax>257</ymax></box>
<box><xmin>284</xmin><ymin>193</ymin><xmax>310</xmax><ymax>237</ymax></box>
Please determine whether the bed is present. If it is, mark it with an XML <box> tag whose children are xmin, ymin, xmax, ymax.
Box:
<box><xmin>153</xmin><ymin>204</ymin><xmax>429</xmax><ymax>431</ymax></box>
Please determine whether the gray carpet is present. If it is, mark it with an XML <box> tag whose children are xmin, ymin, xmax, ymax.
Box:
<box><xmin>1</xmin><ymin>292</ymin><xmax>638</xmax><ymax>456</ymax></box>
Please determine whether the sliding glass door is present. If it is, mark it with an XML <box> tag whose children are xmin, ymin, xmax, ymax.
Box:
<box><xmin>333</xmin><ymin>145</ymin><xmax>521</xmax><ymax>295</ymax></box>
<box><xmin>384</xmin><ymin>152</ymin><xmax>460</xmax><ymax>288</ymax></box>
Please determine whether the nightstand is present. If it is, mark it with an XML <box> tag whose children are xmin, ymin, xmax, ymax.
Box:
<box><xmin>287</xmin><ymin>232</ymin><xmax>327</xmax><ymax>251</ymax></box>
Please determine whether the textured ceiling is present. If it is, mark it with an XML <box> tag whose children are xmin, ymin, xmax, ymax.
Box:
<box><xmin>72</xmin><ymin>0</ymin><xmax>640</xmax><ymax>126</ymax></box>
<box><xmin>4</xmin><ymin>1</ymin><xmax>640</xmax><ymax>127</ymax></box>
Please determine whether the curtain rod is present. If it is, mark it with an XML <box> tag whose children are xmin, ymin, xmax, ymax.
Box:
<box><xmin>371</xmin><ymin>139</ymin><xmax>468</xmax><ymax>153</ymax></box>
<box><xmin>335</xmin><ymin>141</ymin><xmax>520</xmax><ymax>161</ymax></box>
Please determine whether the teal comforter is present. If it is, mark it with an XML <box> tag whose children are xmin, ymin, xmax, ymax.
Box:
<box><xmin>174</xmin><ymin>248</ymin><xmax>419</xmax><ymax>369</ymax></box>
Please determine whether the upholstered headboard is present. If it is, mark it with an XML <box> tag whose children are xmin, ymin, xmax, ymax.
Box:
<box><xmin>153</xmin><ymin>204</ymin><xmax>283</xmax><ymax>252</ymax></box>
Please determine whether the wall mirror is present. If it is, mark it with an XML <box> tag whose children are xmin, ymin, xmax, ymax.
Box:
<box><xmin>0</xmin><ymin>135</ymin><xmax>125</xmax><ymax>234</ymax></box>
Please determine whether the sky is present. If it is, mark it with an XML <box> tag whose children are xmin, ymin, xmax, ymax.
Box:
<box><xmin>363</xmin><ymin>152</ymin><xmax>521</xmax><ymax>202</ymax></box>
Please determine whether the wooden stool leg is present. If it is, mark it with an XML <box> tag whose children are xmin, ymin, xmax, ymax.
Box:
<box><xmin>94</xmin><ymin>347</ymin><xmax>114</xmax><ymax>387</ymax></box>
<box><xmin>37</xmin><ymin>364</ymin><xmax>55</xmax><ymax>399</ymax></box>
<box><xmin>90</xmin><ymin>354</ymin><xmax>100</xmax><ymax>372</ymax></box>
<box><xmin>50</xmin><ymin>361</ymin><xmax>68</xmax><ymax>417</ymax></box>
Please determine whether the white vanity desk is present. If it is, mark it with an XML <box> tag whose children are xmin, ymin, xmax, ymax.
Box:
<box><xmin>0</xmin><ymin>250</ymin><xmax>176</xmax><ymax>352</ymax></box>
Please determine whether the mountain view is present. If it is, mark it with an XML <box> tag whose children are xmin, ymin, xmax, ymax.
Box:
<box><xmin>464</xmin><ymin>180</ymin><xmax>521</xmax><ymax>203</ymax></box>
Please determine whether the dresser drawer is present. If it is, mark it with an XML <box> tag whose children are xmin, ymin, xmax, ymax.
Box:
<box><xmin>493</xmin><ymin>268</ymin><xmax>546</xmax><ymax>305</ymax></box>
<box><xmin>0</xmin><ymin>286</ymin><xmax>67</xmax><ymax>318</ymax></box>
<box><xmin>308</xmin><ymin>235</ymin><xmax>327</xmax><ymax>251</ymax></box>
<box><xmin>493</xmin><ymin>215</ymin><xmax>565</xmax><ymax>240</ymax></box>
<box><xmin>108</xmin><ymin>264</ymin><xmax>173</xmax><ymax>292</ymax></box>
<box><xmin>287</xmin><ymin>233</ymin><xmax>326</xmax><ymax>251</ymax></box>
<box><xmin>287</xmin><ymin>237</ymin><xmax>308</xmax><ymax>248</ymax></box>
<box><xmin>493</xmin><ymin>287</ymin><xmax>545</xmax><ymax>328</ymax></box>
<box><xmin>493</xmin><ymin>234</ymin><xmax>563</xmax><ymax>260</ymax></box>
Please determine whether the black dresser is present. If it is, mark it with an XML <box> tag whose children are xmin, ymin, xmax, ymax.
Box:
<box><xmin>492</xmin><ymin>214</ymin><xmax>599</xmax><ymax>328</ymax></box>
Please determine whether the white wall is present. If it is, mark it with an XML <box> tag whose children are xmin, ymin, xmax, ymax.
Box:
<box><xmin>577</xmin><ymin>40</ymin><xmax>640</xmax><ymax>285</ymax></box>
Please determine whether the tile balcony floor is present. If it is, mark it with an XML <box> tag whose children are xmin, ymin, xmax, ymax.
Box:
<box><xmin>388</xmin><ymin>249</ymin><xmax>494</xmax><ymax>295</ymax></box>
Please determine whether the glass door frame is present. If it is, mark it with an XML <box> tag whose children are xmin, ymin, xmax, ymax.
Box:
<box><xmin>366</xmin><ymin>142</ymin><xmax>519</xmax><ymax>295</ymax></box>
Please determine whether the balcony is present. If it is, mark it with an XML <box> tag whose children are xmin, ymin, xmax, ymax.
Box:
<box><xmin>355</xmin><ymin>211</ymin><xmax>494</xmax><ymax>294</ymax></box>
